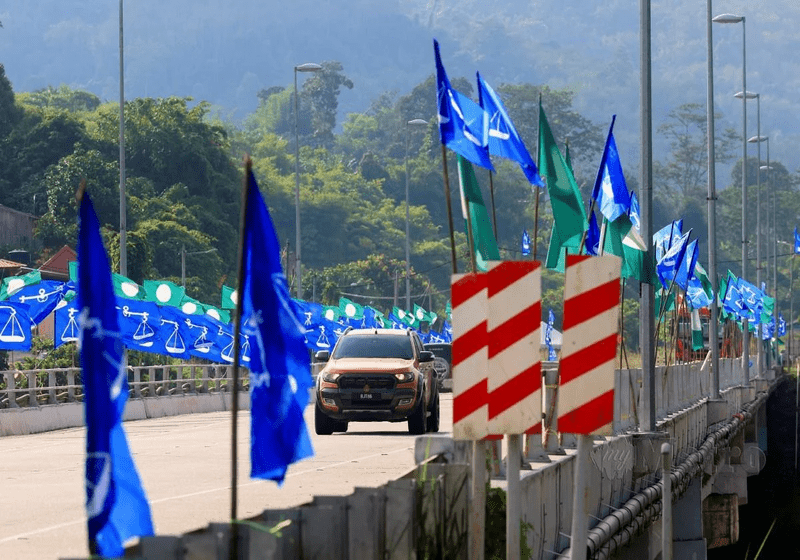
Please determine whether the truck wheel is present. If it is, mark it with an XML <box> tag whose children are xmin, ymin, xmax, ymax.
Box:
<box><xmin>426</xmin><ymin>392</ymin><xmax>440</xmax><ymax>433</ymax></box>
<box><xmin>408</xmin><ymin>398</ymin><xmax>427</xmax><ymax>435</ymax></box>
<box><xmin>333</xmin><ymin>420</ymin><xmax>348</xmax><ymax>433</ymax></box>
<box><xmin>315</xmin><ymin>404</ymin><xmax>336</xmax><ymax>435</ymax></box>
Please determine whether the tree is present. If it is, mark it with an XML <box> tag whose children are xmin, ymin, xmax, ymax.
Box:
<box><xmin>0</xmin><ymin>63</ymin><xmax>21</xmax><ymax>139</ymax></box>
<box><xmin>653</xmin><ymin>103</ymin><xmax>738</xmax><ymax>204</ymax></box>
<box><xmin>303</xmin><ymin>61</ymin><xmax>354</xmax><ymax>150</ymax></box>
<box><xmin>18</xmin><ymin>85</ymin><xmax>101</xmax><ymax>113</ymax></box>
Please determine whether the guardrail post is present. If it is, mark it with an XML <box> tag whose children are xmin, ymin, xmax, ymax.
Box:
<box><xmin>148</xmin><ymin>366</ymin><xmax>156</xmax><ymax>397</ymax></box>
<box><xmin>67</xmin><ymin>370</ymin><xmax>76</xmax><ymax>402</ymax></box>
<box><xmin>4</xmin><ymin>372</ymin><xmax>18</xmax><ymax>408</ymax></box>
<box><xmin>27</xmin><ymin>372</ymin><xmax>37</xmax><ymax>407</ymax></box>
<box><xmin>201</xmin><ymin>366</ymin><xmax>210</xmax><ymax>393</ymax></box>
<box><xmin>48</xmin><ymin>370</ymin><xmax>57</xmax><ymax>404</ymax></box>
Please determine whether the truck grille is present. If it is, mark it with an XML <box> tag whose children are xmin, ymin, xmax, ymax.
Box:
<box><xmin>338</xmin><ymin>375</ymin><xmax>396</xmax><ymax>390</ymax></box>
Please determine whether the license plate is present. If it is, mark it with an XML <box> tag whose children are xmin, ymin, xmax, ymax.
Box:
<box><xmin>358</xmin><ymin>393</ymin><xmax>374</xmax><ymax>400</ymax></box>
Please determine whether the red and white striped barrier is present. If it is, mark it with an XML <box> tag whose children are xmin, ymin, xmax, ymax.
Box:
<box><xmin>487</xmin><ymin>261</ymin><xmax>542</xmax><ymax>434</ymax></box>
<box><xmin>451</xmin><ymin>272</ymin><xmax>489</xmax><ymax>440</ymax></box>
<box><xmin>558</xmin><ymin>254</ymin><xmax>621</xmax><ymax>435</ymax></box>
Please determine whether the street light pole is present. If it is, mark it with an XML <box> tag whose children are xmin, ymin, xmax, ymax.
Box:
<box><xmin>404</xmin><ymin>118</ymin><xmax>428</xmax><ymax>312</ymax></box>
<box><xmin>293</xmin><ymin>62</ymin><xmax>322</xmax><ymax>299</ymax></box>
<box><xmin>713</xmin><ymin>12</ymin><xmax>748</xmax><ymax>384</ymax></box>
<box><xmin>742</xmin><ymin>91</ymin><xmax>761</xmax><ymax>375</ymax></box>
<box><xmin>119</xmin><ymin>0</ymin><xmax>126</xmax><ymax>277</ymax></box>
<box><xmin>706</xmin><ymin>0</ymin><xmax>720</xmax><ymax>399</ymax></box>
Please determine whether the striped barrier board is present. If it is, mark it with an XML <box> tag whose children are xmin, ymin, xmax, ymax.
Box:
<box><xmin>451</xmin><ymin>272</ymin><xmax>489</xmax><ymax>440</ymax></box>
<box><xmin>487</xmin><ymin>261</ymin><xmax>542</xmax><ymax>434</ymax></box>
<box><xmin>558</xmin><ymin>254</ymin><xmax>621</xmax><ymax>435</ymax></box>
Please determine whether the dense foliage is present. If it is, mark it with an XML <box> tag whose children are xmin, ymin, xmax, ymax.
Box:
<box><xmin>1</xmin><ymin>63</ymin><xmax>799</xmax><ymax>341</ymax></box>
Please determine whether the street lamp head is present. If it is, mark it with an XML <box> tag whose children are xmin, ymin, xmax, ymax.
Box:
<box><xmin>407</xmin><ymin>118</ymin><xmax>428</xmax><ymax>126</ymax></box>
<box><xmin>748</xmin><ymin>135</ymin><xmax>768</xmax><ymax>143</ymax></box>
<box><xmin>295</xmin><ymin>62</ymin><xmax>322</xmax><ymax>73</ymax></box>
<box><xmin>734</xmin><ymin>91</ymin><xmax>758</xmax><ymax>99</ymax></box>
<box><xmin>760</xmin><ymin>165</ymin><xmax>773</xmax><ymax>171</ymax></box>
<box><xmin>712</xmin><ymin>13</ymin><xmax>744</xmax><ymax>24</ymax></box>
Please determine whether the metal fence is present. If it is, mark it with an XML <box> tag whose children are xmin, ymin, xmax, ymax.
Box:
<box><xmin>0</xmin><ymin>364</ymin><xmax>246</xmax><ymax>409</ymax></box>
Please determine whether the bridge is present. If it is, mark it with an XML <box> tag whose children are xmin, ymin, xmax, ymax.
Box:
<box><xmin>0</xmin><ymin>359</ymin><xmax>790</xmax><ymax>559</ymax></box>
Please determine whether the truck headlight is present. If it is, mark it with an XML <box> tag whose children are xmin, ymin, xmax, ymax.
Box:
<box><xmin>322</xmin><ymin>371</ymin><xmax>340</xmax><ymax>383</ymax></box>
<box><xmin>394</xmin><ymin>372</ymin><xmax>414</xmax><ymax>383</ymax></box>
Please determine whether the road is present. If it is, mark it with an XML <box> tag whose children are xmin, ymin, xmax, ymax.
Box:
<box><xmin>0</xmin><ymin>393</ymin><xmax>453</xmax><ymax>560</ymax></box>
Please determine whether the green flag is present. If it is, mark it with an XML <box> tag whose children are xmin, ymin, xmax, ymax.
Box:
<box><xmin>655</xmin><ymin>287</ymin><xmax>675</xmax><ymax>313</ymax></box>
<box><xmin>602</xmin><ymin>214</ymin><xmax>655</xmax><ymax>284</ymax></box>
<box><xmin>113</xmin><ymin>273</ymin><xmax>146</xmax><ymax>300</ymax></box>
<box><xmin>323</xmin><ymin>305</ymin><xmax>341</xmax><ymax>322</ymax></box>
<box><xmin>339</xmin><ymin>297</ymin><xmax>364</xmax><ymax>319</ymax></box>
<box><xmin>221</xmin><ymin>285</ymin><xmax>237</xmax><ymax>310</ymax></box>
<box><xmin>691</xmin><ymin>308</ymin><xmax>704</xmax><ymax>351</ymax></box>
<box><xmin>538</xmin><ymin>100</ymin><xmax>587</xmax><ymax>272</ymax></box>
<box><xmin>144</xmin><ymin>279</ymin><xmax>185</xmax><ymax>307</ymax></box>
<box><xmin>0</xmin><ymin>270</ymin><xmax>41</xmax><ymax>300</ymax></box>
<box><xmin>393</xmin><ymin>306</ymin><xmax>418</xmax><ymax>328</ymax></box>
<box><xmin>413</xmin><ymin>303</ymin><xmax>436</xmax><ymax>325</ymax></box>
<box><xmin>457</xmin><ymin>155</ymin><xmax>500</xmax><ymax>272</ymax></box>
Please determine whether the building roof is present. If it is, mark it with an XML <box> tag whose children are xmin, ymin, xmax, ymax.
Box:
<box><xmin>0</xmin><ymin>258</ymin><xmax>24</xmax><ymax>269</ymax></box>
<box><xmin>39</xmin><ymin>245</ymin><xmax>76</xmax><ymax>280</ymax></box>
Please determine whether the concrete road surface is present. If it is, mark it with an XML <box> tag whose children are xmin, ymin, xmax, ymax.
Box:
<box><xmin>0</xmin><ymin>393</ymin><xmax>453</xmax><ymax>560</ymax></box>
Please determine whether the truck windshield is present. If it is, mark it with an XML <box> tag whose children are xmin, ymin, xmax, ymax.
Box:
<box><xmin>332</xmin><ymin>336</ymin><xmax>414</xmax><ymax>360</ymax></box>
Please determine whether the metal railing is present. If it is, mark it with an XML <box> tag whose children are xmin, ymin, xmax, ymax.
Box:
<box><xmin>0</xmin><ymin>364</ymin><xmax>248</xmax><ymax>409</ymax></box>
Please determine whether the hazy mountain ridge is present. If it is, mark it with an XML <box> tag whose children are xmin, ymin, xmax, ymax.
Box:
<box><xmin>1</xmin><ymin>0</ymin><xmax>797</xmax><ymax>173</ymax></box>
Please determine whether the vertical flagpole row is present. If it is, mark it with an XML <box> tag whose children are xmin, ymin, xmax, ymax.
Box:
<box><xmin>228</xmin><ymin>156</ymin><xmax>253</xmax><ymax>560</ymax></box>
<box><xmin>442</xmin><ymin>145</ymin><xmax>458</xmax><ymax>274</ymax></box>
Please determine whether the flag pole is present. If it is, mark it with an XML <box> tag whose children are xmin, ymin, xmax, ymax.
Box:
<box><xmin>228</xmin><ymin>156</ymin><xmax>252</xmax><ymax>560</ymax></box>
<box><xmin>488</xmin><ymin>170</ymin><xmax>498</xmax><ymax>240</ymax></box>
<box><xmin>441</xmin><ymin>145</ymin><xmax>458</xmax><ymax>274</ymax></box>
<box><xmin>533</xmin><ymin>93</ymin><xmax>542</xmax><ymax>262</ymax></box>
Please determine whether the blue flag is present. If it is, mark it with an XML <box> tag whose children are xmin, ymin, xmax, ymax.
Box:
<box><xmin>794</xmin><ymin>227</ymin><xmax>800</xmax><ymax>254</ymax></box>
<box><xmin>476</xmin><ymin>72</ymin><xmax>543</xmax><ymax>187</ymax></box>
<box><xmin>434</xmin><ymin>39</ymin><xmax>493</xmax><ymax>170</ymax></box>
<box><xmin>54</xmin><ymin>296</ymin><xmax>81</xmax><ymax>348</ymax></box>
<box><xmin>591</xmin><ymin>115</ymin><xmax>631</xmax><ymax>223</ymax></box>
<box><xmin>657</xmin><ymin>230</ymin><xmax>691</xmax><ymax>289</ymax></box>
<box><xmin>653</xmin><ymin>219</ymin><xmax>683</xmax><ymax>262</ymax></box>
<box><xmin>521</xmin><ymin>228</ymin><xmax>531</xmax><ymax>256</ymax></box>
<box><xmin>241</xmin><ymin>167</ymin><xmax>314</xmax><ymax>483</ymax></box>
<box><xmin>779</xmin><ymin>313</ymin><xmax>787</xmax><ymax>336</ymax></box>
<box><xmin>77</xmin><ymin>191</ymin><xmax>153</xmax><ymax>557</ymax></box>
<box><xmin>0</xmin><ymin>300</ymin><xmax>32</xmax><ymax>350</ymax></box>
<box><xmin>10</xmin><ymin>280</ymin><xmax>68</xmax><ymax>325</ymax></box>
<box><xmin>674</xmin><ymin>239</ymin><xmax>699</xmax><ymax>291</ymax></box>
<box><xmin>629</xmin><ymin>191</ymin><xmax>641</xmax><ymax>232</ymax></box>
<box><xmin>585</xmin><ymin>212</ymin><xmax>601</xmax><ymax>256</ymax></box>
<box><xmin>546</xmin><ymin>309</ymin><xmax>557</xmax><ymax>361</ymax></box>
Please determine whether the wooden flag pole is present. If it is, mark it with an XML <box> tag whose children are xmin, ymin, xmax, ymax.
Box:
<box><xmin>228</xmin><ymin>156</ymin><xmax>252</xmax><ymax>560</ymax></box>
<box><xmin>441</xmin><ymin>145</ymin><xmax>458</xmax><ymax>274</ymax></box>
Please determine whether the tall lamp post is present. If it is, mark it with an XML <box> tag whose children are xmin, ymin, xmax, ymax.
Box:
<box><xmin>404</xmin><ymin>118</ymin><xmax>428</xmax><ymax>312</ymax></box>
<box><xmin>741</xmin><ymin>91</ymin><xmax>761</xmax><ymax>375</ymax></box>
<box><xmin>119</xmin><ymin>0</ymin><xmax>126</xmax><ymax>277</ymax></box>
<box><xmin>713</xmin><ymin>12</ymin><xmax>748</xmax><ymax>384</ymax></box>
<box><xmin>706</xmin><ymin>0</ymin><xmax>720</xmax><ymax>399</ymax></box>
<box><xmin>293</xmin><ymin>62</ymin><xmax>322</xmax><ymax>299</ymax></box>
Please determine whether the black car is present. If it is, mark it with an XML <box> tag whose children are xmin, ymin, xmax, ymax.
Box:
<box><xmin>423</xmin><ymin>342</ymin><xmax>452</xmax><ymax>392</ymax></box>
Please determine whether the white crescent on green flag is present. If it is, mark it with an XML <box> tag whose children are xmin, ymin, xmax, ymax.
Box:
<box><xmin>221</xmin><ymin>285</ymin><xmax>237</xmax><ymax>310</ymax></box>
<box><xmin>144</xmin><ymin>280</ymin><xmax>186</xmax><ymax>308</ymax></box>
<box><xmin>339</xmin><ymin>297</ymin><xmax>364</xmax><ymax>319</ymax></box>
<box><xmin>690</xmin><ymin>308</ymin><xmax>704</xmax><ymax>351</ymax></box>
<box><xmin>0</xmin><ymin>270</ymin><xmax>41</xmax><ymax>300</ymax></box>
